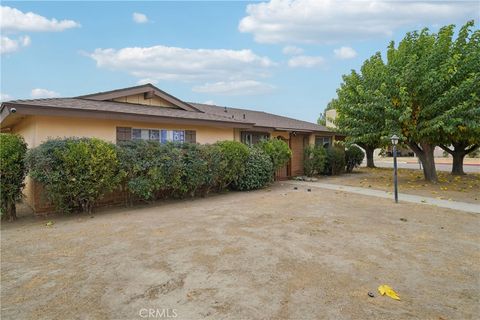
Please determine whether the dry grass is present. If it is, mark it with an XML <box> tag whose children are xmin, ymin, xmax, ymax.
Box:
<box><xmin>321</xmin><ymin>167</ymin><xmax>480</xmax><ymax>203</ymax></box>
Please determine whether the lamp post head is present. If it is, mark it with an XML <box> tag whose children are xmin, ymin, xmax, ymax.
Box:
<box><xmin>391</xmin><ymin>134</ymin><xmax>399</xmax><ymax>145</ymax></box>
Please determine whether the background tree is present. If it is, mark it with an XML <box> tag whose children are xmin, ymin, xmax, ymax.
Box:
<box><xmin>333</xmin><ymin>52</ymin><xmax>388</xmax><ymax>167</ymax></box>
<box><xmin>386</xmin><ymin>21</ymin><xmax>478</xmax><ymax>181</ymax></box>
<box><xmin>317</xmin><ymin>112</ymin><xmax>326</xmax><ymax>126</ymax></box>
<box><xmin>385</xmin><ymin>27</ymin><xmax>447</xmax><ymax>182</ymax></box>
<box><xmin>422</xmin><ymin>21</ymin><xmax>479</xmax><ymax>175</ymax></box>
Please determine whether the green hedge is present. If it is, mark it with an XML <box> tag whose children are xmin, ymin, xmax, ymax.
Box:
<box><xmin>324</xmin><ymin>144</ymin><xmax>346</xmax><ymax>176</ymax></box>
<box><xmin>25</xmin><ymin>137</ymin><xmax>293</xmax><ymax>214</ymax></box>
<box><xmin>0</xmin><ymin>133</ymin><xmax>28</xmax><ymax>221</ymax></box>
<box><xmin>304</xmin><ymin>145</ymin><xmax>327</xmax><ymax>177</ymax></box>
<box><xmin>214</xmin><ymin>140</ymin><xmax>250</xmax><ymax>189</ymax></box>
<box><xmin>345</xmin><ymin>145</ymin><xmax>365</xmax><ymax>173</ymax></box>
<box><xmin>27</xmin><ymin>138</ymin><xmax>123</xmax><ymax>213</ymax></box>
<box><xmin>117</xmin><ymin>141</ymin><xmax>226</xmax><ymax>202</ymax></box>
<box><xmin>233</xmin><ymin>148</ymin><xmax>273</xmax><ymax>191</ymax></box>
<box><xmin>255</xmin><ymin>138</ymin><xmax>292</xmax><ymax>173</ymax></box>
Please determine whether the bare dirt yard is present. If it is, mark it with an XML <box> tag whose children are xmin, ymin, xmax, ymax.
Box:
<box><xmin>321</xmin><ymin>167</ymin><xmax>480</xmax><ymax>204</ymax></box>
<box><xmin>1</xmin><ymin>183</ymin><xmax>479</xmax><ymax>319</ymax></box>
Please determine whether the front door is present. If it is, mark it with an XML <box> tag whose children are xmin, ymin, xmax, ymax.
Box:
<box><xmin>290</xmin><ymin>133</ymin><xmax>308</xmax><ymax>176</ymax></box>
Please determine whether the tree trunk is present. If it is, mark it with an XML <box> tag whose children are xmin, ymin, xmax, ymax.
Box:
<box><xmin>409</xmin><ymin>142</ymin><xmax>438</xmax><ymax>183</ymax></box>
<box><xmin>365</xmin><ymin>147</ymin><xmax>375</xmax><ymax>168</ymax></box>
<box><xmin>1</xmin><ymin>200</ymin><xmax>17</xmax><ymax>222</ymax></box>
<box><xmin>451</xmin><ymin>152</ymin><xmax>465</xmax><ymax>175</ymax></box>
<box><xmin>358</xmin><ymin>143</ymin><xmax>376</xmax><ymax>168</ymax></box>
<box><xmin>440</xmin><ymin>142</ymin><xmax>478</xmax><ymax>176</ymax></box>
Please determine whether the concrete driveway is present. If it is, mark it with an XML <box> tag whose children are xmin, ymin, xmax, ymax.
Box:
<box><xmin>1</xmin><ymin>183</ymin><xmax>479</xmax><ymax>319</ymax></box>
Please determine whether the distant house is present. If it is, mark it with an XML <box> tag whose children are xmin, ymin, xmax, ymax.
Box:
<box><xmin>1</xmin><ymin>84</ymin><xmax>339</xmax><ymax>211</ymax></box>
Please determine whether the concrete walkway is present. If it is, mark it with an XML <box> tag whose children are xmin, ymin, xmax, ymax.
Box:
<box><xmin>286</xmin><ymin>180</ymin><xmax>480</xmax><ymax>214</ymax></box>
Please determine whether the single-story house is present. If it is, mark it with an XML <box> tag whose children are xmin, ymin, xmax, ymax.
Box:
<box><xmin>1</xmin><ymin>84</ymin><xmax>339</xmax><ymax>211</ymax></box>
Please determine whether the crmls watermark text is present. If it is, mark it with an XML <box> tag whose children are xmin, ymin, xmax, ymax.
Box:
<box><xmin>139</xmin><ymin>308</ymin><xmax>178</xmax><ymax>318</ymax></box>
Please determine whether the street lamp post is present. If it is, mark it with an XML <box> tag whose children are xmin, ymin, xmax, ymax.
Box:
<box><xmin>391</xmin><ymin>135</ymin><xmax>399</xmax><ymax>203</ymax></box>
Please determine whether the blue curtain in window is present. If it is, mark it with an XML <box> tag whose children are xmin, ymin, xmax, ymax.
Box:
<box><xmin>161</xmin><ymin>130</ymin><xmax>167</xmax><ymax>143</ymax></box>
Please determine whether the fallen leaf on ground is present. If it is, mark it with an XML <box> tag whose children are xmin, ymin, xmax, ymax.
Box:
<box><xmin>378</xmin><ymin>285</ymin><xmax>400</xmax><ymax>300</ymax></box>
<box><xmin>45</xmin><ymin>221</ymin><xmax>54</xmax><ymax>227</ymax></box>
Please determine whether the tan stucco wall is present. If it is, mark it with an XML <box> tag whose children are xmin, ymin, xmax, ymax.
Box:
<box><xmin>113</xmin><ymin>94</ymin><xmax>178</xmax><ymax>108</ymax></box>
<box><xmin>12</xmin><ymin>116</ymin><xmax>37</xmax><ymax>148</ymax></box>
<box><xmin>14</xmin><ymin>115</ymin><xmax>234</xmax><ymax>147</ymax></box>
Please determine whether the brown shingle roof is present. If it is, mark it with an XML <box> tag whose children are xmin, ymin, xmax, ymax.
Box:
<box><xmin>192</xmin><ymin>103</ymin><xmax>331</xmax><ymax>133</ymax></box>
<box><xmin>3</xmin><ymin>98</ymin><xmax>252</xmax><ymax>124</ymax></box>
<box><xmin>2</xmin><ymin>91</ymin><xmax>332</xmax><ymax>133</ymax></box>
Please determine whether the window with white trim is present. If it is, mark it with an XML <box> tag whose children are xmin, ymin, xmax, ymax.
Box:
<box><xmin>122</xmin><ymin>128</ymin><xmax>187</xmax><ymax>143</ymax></box>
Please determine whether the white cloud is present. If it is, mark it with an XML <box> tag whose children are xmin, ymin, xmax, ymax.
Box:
<box><xmin>1</xmin><ymin>6</ymin><xmax>80</xmax><ymax>33</ymax></box>
<box><xmin>132</xmin><ymin>12</ymin><xmax>148</xmax><ymax>24</ymax></box>
<box><xmin>334</xmin><ymin>46</ymin><xmax>357</xmax><ymax>59</ymax></box>
<box><xmin>282</xmin><ymin>45</ymin><xmax>304</xmax><ymax>55</ymax></box>
<box><xmin>137</xmin><ymin>78</ymin><xmax>158</xmax><ymax>85</ymax></box>
<box><xmin>192</xmin><ymin>80</ymin><xmax>275</xmax><ymax>96</ymax></box>
<box><xmin>203</xmin><ymin>100</ymin><xmax>215</xmax><ymax>105</ymax></box>
<box><xmin>0</xmin><ymin>93</ymin><xmax>13</xmax><ymax>101</ymax></box>
<box><xmin>239</xmin><ymin>0</ymin><xmax>477</xmax><ymax>44</ymax></box>
<box><xmin>288</xmin><ymin>55</ymin><xmax>325</xmax><ymax>68</ymax></box>
<box><xmin>88</xmin><ymin>45</ymin><xmax>275</xmax><ymax>82</ymax></box>
<box><xmin>0</xmin><ymin>35</ymin><xmax>30</xmax><ymax>54</ymax></box>
<box><xmin>31</xmin><ymin>88</ymin><xmax>60</xmax><ymax>99</ymax></box>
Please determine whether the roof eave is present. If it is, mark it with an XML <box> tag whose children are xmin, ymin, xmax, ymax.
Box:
<box><xmin>1</xmin><ymin>102</ymin><xmax>255</xmax><ymax>129</ymax></box>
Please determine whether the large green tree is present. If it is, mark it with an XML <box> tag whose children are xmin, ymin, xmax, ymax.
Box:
<box><xmin>386</xmin><ymin>21</ymin><xmax>479</xmax><ymax>181</ymax></box>
<box><xmin>422</xmin><ymin>21</ymin><xmax>480</xmax><ymax>175</ymax></box>
<box><xmin>333</xmin><ymin>52</ymin><xmax>388</xmax><ymax>168</ymax></box>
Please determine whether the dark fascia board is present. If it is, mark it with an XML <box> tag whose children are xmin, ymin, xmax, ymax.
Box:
<box><xmin>0</xmin><ymin>103</ymin><xmax>255</xmax><ymax>129</ymax></box>
<box><xmin>78</xmin><ymin>84</ymin><xmax>201</xmax><ymax>112</ymax></box>
<box><xmin>275</xmin><ymin>127</ymin><xmax>313</xmax><ymax>133</ymax></box>
<box><xmin>241</xmin><ymin>126</ymin><xmax>274</xmax><ymax>133</ymax></box>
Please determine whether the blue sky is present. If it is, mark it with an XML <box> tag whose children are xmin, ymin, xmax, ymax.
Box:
<box><xmin>1</xmin><ymin>1</ymin><xmax>478</xmax><ymax>122</ymax></box>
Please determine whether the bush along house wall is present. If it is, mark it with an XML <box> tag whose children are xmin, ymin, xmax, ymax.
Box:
<box><xmin>26</xmin><ymin>138</ymin><xmax>283</xmax><ymax>215</ymax></box>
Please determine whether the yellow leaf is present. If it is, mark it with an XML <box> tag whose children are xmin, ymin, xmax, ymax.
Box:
<box><xmin>378</xmin><ymin>285</ymin><xmax>401</xmax><ymax>300</ymax></box>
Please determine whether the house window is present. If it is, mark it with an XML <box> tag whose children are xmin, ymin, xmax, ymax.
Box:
<box><xmin>315</xmin><ymin>136</ymin><xmax>332</xmax><ymax>148</ymax></box>
<box><xmin>116</xmin><ymin>127</ymin><xmax>132</xmax><ymax>143</ymax></box>
<box><xmin>117</xmin><ymin>127</ymin><xmax>194</xmax><ymax>144</ymax></box>
<box><xmin>241</xmin><ymin>131</ymin><xmax>269</xmax><ymax>146</ymax></box>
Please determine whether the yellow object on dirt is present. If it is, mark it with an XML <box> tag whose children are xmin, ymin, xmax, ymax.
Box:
<box><xmin>378</xmin><ymin>285</ymin><xmax>400</xmax><ymax>300</ymax></box>
<box><xmin>45</xmin><ymin>221</ymin><xmax>55</xmax><ymax>227</ymax></box>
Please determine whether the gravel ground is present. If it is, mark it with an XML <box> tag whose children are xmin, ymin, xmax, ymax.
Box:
<box><xmin>1</xmin><ymin>183</ymin><xmax>479</xmax><ymax>320</ymax></box>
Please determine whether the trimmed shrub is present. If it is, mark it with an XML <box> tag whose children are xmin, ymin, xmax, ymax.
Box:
<box><xmin>0</xmin><ymin>133</ymin><xmax>28</xmax><ymax>221</ymax></box>
<box><xmin>304</xmin><ymin>145</ymin><xmax>327</xmax><ymax>177</ymax></box>
<box><xmin>27</xmin><ymin>138</ymin><xmax>122</xmax><ymax>214</ymax></box>
<box><xmin>345</xmin><ymin>145</ymin><xmax>365</xmax><ymax>173</ymax></box>
<box><xmin>178</xmin><ymin>143</ymin><xmax>209</xmax><ymax>197</ymax></box>
<box><xmin>118</xmin><ymin>140</ymin><xmax>166</xmax><ymax>202</ymax></box>
<box><xmin>214</xmin><ymin>141</ymin><xmax>249</xmax><ymax>189</ymax></box>
<box><xmin>198</xmin><ymin>144</ymin><xmax>225</xmax><ymax>195</ymax></box>
<box><xmin>233</xmin><ymin>148</ymin><xmax>273</xmax><ymax>191</ymax></box>
<box><xmin>324</xmin><ymin>144</ymin><xmax>346</xmax><ymax>176</ymax></box>
<box><xmin>255</xmin><ymin>138</ymin><xmax>292</xmax><ymax>173</ymax></box>
<box><xmin>117</xmin><ymin>141</ymin><xmax>185</xmax><ymax>201</ymax></box>
<box><xmin>118</xmin><ymin>141</ymin><xmax>248</xmax><ymax>201</ymax></box>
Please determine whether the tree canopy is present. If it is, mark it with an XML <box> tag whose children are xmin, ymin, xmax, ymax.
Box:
<box><xmin>332</xmin><ymin>52</ymin><xmax>388</xmax><ymax>167</ymax></box>
<box><xmin>329</xmin><ymin>20</ymin><xmax>479</xmax><ymax>181</ymax></box>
